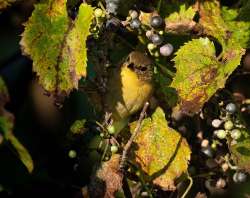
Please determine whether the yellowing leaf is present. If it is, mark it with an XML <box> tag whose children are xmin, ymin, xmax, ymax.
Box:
<box><xmin>170</xmin><ymin>38</ymin><xmax>244</xmax><ymax>115</ymax></box>
<box><xmin>0</xmin><ymin>0</ymin><xmax>15</xmax><ymax>10</ymax></box>
<box><xmin>199</xmin><ymin>0</ymin><xmax>250</xmax><ymax>50</ymax></box>
<box><xmin>222</xmin><ymin>6</ymin><xmax>250</xmax><ymax>49</ymax></box>
<box><xmin>165</xmin><ymin>4</ymin><xmax>197</xmax><ymax>34</ymax></box>
<box><xmin>20</xmin><ymin>0</ymin><xmax>93</xmax><ymax>96</ymax></box>
<box><xmin>199</xmin><ymin>1</ymin><xmax>228</xmax><ymax>49</ymax></box>
<box><xmin>0</xmin><ymin>77</ymin><xmax>33</xmax><ymax>173</ymax></box>
<box><xmin>131</xmin><ymin>107</ymin><xmax>191</xmax><ymax>190</ymax></box>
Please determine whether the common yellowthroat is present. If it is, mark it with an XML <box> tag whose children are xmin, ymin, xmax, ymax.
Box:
<box><xmin>104</xmin><ymin>51</ymin><xmax>154</xmax><ymax>133</ymax></box>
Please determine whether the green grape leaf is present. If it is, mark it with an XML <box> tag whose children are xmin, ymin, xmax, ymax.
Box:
<box><xmin>170</xmin><ymin>38</ymin><xmax>244</xmax><ymax>115</ymax></box>
<box><xmin>238</xmin><ymin>0</ymin><xmax>250</xmax><ymax>21</ymax></box>
<box><xmin>229</xmin><ymin>129</ymin><xmax>250</xmax><ymax>173</ymax></box>
<box><xmin>222</xmin><ymin>7</ymin><xmax>250</xmax><ymax>49</ymax></box>
<box><xmin>130</xmin><ymin>107</ymin><xmax>191</xmax><ymax>190</ymax></box>
<box><xmin>0</xmin><ymin>77</ymin><xmax>33</xmax><ymax>173</ymax></box>
<box><xmin>0</xmin><ymin>0</ymin><xmax>15</xmax><ymax>10</ymax></box>
<box><xmin>165</xmin><ymin>4</ymin><xmax>197</xmax><ymax>34</ymax></box>
<box><xmin>20</xmin><ymin>0</ymin><xmax>93</xmax><ymax>96</ymax></box>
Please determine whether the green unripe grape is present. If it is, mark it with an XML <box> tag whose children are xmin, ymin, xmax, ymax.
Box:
<box><xmin>111</xmin><ymin>145</ymin><xmax>118</xmax><ymax>153</ymax></box>
<box><xmin>211</xmin><ymin>142</ymin><xmax>217</xmax><ymax>149</ymax></box>
<box><xmin>68</xmin><ymin>150</ymin><xmax>77</xmax><ymax>158</ymax></box>
<box><xmin>94</xmin><ymin>8</ymin><xmax>103</xmax><ymax>18</ymax></box>
<box><xmin>107</xmin><ymin>125</ymin><xmax>116</xmax><ymax>134</ymax></box>
<box><xmin>154</xmin><ymin>51</ymin><xmax>160</xmax><ymax>57</ymax></box>
<box><xmin>214</xmin><ymin>129</ymin><xmax>227</xmax><ymax>139</ymax></box>
<box><xmin>224</xmin><ymin>120</ymin><xmax>234</xmax><ymax>130</ymax></box>
<box><xmin>100</xmin><ymin>132</ymin><xmax>105</xmax><ymax>137</ymax></box>
<box><xmin>231</xmin><ymin>129</ymin><xmax>241</xmax><ymax>140</ymax></box>
<box><xmin>159</xmin><ymin>30</ymin><xmax>164</xmax><ymax>35</ymax></box>
<box><xmin>147</xmin><ymin>43</ymin><xmax>156</xmax><ymax>50</ymax></box>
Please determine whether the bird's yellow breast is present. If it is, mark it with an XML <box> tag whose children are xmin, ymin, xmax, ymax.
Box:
<box><xmin>106</xmin><ymin>66</ymin><xmax>153</xmax><ymax>121</ymax></box>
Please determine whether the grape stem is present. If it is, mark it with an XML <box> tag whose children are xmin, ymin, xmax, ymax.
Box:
<box><xmin>119</xmin><ymin>102</ymin><xmax>149</xmax><ymax>171</ymax></box>
<box><xmin>180</xmin><ymin>174</ymin><xmax>193</xmax><ymax>198</ymax></box>
<box><xmin>157</xmin><ymin>0</ymin><xmax>162</xmax><ymax>12</ymax></box>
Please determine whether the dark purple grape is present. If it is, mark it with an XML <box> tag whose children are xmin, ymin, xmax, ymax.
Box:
<box><xmin>150</xmin><ymin>15</ymin><xmax>164</xmax><ymax>28</ymax></box>
<box><xmin>151</xmin><ymin>34</ymin><xmax>163</xmax><ymax>45</ymax></box>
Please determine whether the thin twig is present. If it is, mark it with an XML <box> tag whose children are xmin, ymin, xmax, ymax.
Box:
<box><xmin>119</xmin><ymin>102</ymin><xmax>150</xmax><ymax>171</ymax></box>
<box><xmin>180</xmin><ymin>174</ymin><xmax>193</xmax><ymax>198</ymax></box>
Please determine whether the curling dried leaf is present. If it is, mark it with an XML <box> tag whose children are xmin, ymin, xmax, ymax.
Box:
<box><xmin>171</xmin><ymin>38</ymin><xmax>244</xmax><ymax>115</ymax></box>
<box><xmin>165</xmin><ymin>4</ymin><xmax>197</xmax><ymax>34</ymax></box>
<box><xmin>20</xmin><ymin>0</ymin><xmax>93</xmax><ymax>96</ymax></box>
<box><xmin>131</xmin><ymin>107</ymin><xmax>191</xmax><ymax>190</ymax></box>
<box><xmin>0</xmin><ymin>0</ymin><xmax>15</xmax><ymax>10</ymax></box>
<box><xmin>0</xmin><ymin>77</ymin><xmax>33</xmax><ymax>173</ymax></box>
<box><xmin>88</xmin><ymin>154</ymin><xmax>123</xmax><ymax>198</ymax></box>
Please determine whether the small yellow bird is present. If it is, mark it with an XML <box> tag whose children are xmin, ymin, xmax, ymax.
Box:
<box><xmin>104</xmin><ymin>51</ymin><xmax>154</xmax><ymax>133</ymax></box>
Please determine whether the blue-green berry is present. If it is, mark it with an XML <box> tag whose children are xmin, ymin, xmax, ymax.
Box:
<box><xmin>233</xmin><ymin>172</ymin><xmax>247</xmax><ymax>183</ymax></box>
<box><xmin>226</xmin><ymin>103</ymin><xmax>237</xmax><ymax>114</ymax></box>
<box><xmin>201</xmin><ymin>147</ymin><xmax>213</xmax><ymax>157</ymax></box>
<box><xmin>130</xmin><ymin>18</ymin><xmax>141</xmax><ymax>29</ymax></box>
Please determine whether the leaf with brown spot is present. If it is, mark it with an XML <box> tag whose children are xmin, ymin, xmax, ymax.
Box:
<box><xmin>171</xmin><ymin>38</ymin><xmax>244</xmax><ymax>115</ymax></box>
<box><xmin>130</xmin><ymin>107</ymin><xmax>191</xmax><ymax>190</ymax></box>
<box><xmin>20</xmin><ymin>0</ymin><xmax>93</xmax><ymax>98</ymax></box>
<box><xmin>165</xmin><ymin>4</ymin><xmax>197</xmax><ymax>34</ymax></box>
<box><xmin>199</xmin><ymin>0</ymin><xmax>250</xmax><ymax>50</ymax></box>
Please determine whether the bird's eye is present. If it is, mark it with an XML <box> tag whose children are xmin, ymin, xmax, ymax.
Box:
<box><xmin>139</xmin><ymin>66</ymin><xmax>147</xmax><ymax>71</ymax></box>
<box><xmin>127</xmin><ymin>63</ymin><xmax>135</xmax><ymax>69</ymax></box>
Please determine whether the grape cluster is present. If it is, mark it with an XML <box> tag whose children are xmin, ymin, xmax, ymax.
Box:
<box><xmin>145</xmin><ymin>15</ymin><xmax>174</xmax><ymax>57</ymax></box>
<box><xmin>194</xmin><ymin>99</ymin><xmax>250</xmax><ymax>192</ymax></box>
<box><xmin>211</xmin><ymin>102</ymin><xmax>242</xmax><ymax>141</ymax></box>
<box><xmin>105</xmin><ymin>0</ymin><xmax>120</xmax><ymax>15</ymax></box>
